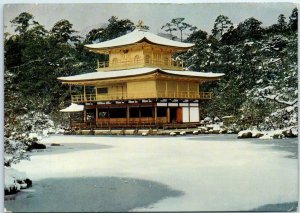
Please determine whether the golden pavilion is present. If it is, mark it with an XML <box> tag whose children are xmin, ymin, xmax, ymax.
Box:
<box><xmin>58</xmin><ymin>28</ymin><xmax>224</xmax><ymax>129</ymax></box>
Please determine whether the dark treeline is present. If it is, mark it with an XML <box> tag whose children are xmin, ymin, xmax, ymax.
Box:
<box><xmin>4</xmin><ymin>8</ymin><xmax>298</xmax><ymax>132</ymax></box>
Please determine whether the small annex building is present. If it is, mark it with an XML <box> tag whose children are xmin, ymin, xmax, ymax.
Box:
<box><xmin>58</xmin><ymin>28</ymin><xmax>224</xmax><ymax>129</ymax></box>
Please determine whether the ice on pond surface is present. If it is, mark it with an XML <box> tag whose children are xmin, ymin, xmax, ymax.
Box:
<box><xmin>5</xmin><ymin>177</ymin><xmax>183</xmax><ymax>212</ymax></box>
<box><xmin>6</xmin><ymin>135</ymin><xmax>298</xmax><ymax>212</ymax></box>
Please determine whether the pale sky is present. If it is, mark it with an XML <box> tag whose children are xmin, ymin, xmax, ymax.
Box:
<box><xmin>3</xmin><ymin>2</ymin><xmax>298</xmax><ymax>38</ymax></box>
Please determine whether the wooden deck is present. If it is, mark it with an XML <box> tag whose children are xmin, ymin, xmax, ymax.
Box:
<box><xmin>70</xmin><ymin>120</ymin><xmax>200</xmax><ymax>130</ymax></box>
<box><xmin>97</xmin><ymin>57</ymin><xmax>184</xmax><ymax>71</ymax></box>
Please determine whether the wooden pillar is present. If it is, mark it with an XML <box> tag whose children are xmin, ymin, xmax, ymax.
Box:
<box><xmin>151</xmin><ymin>47</ymin><xmax>154</xmax><ymax>64</ymax></box>
<box><xmin>138</xmin><ymin>106</ymin><xmax>141</xmax><ymax>124</ymax></box>
<box><xmin>108</xmin><ymin>107</ymin><xmax>110</xmax><ymax>126</ymax></box>
<box><xmin>188</xmin><ymin>102</ymin><xmax>191</xmax><ymax>123</ymax></box>
<box><xmin>69</xmin><ymin>85</ymin><xmax>73</xmax><ymax>102</ymax></box>
<box><xmin>126</xmin><ymin>105</ymin><xmax>130</xmax><ymax>124</ymax></box>
<box><xmin>198</xmin><ymin>102</ymin><xmax>201</xmax><ymax>122</ymax></box>
<box><xmin>160</xmin><ymin>49</ymin><xmax>162</xmax><ymax>65</ymax></box>
<box><xmin>197</xmin><ymin>82</ymin><xmax>200</xmax><ymax>99</ymax></box>
<box><xmin>187</xmin><ymin>82</ymin><xmax>190</xmax><ymax>98</ymax></box>
<box><xmin>167</xmin><ymin>107</ymin><xmax>170</xmax><ymax>123</ymax></box>
<box><xmin>83</xmin><ymin>85</ymin><xmax>86</xmax><ymax>101</ymax></box>
<box><xmin>176</xmin><ymin>81</ymin><xmax>179</xmax><ymax>97</ymax></box>
<box><xmin>69</xmin><ymin>113</ymin><xmax>72</xmax><ymax>129</ymax></box>
<box><xmin>83</xmin><ymin>109</ymin><xmax>87</xmax><ymax>123</ymax></box>
<box><xmin>165</xmin><ymin>81</ymin><xmax>168</xmax><ymax>97</ymax></box>
<box><xmin>95</xmin><ymin>87</ymin><xmax>98</xmax><ymax>100</ymax></box>
<box><xmin>96</xmin><ymin>107</ymin><xmax>98</xmax><ymax>120</ymax></box>
<box><xmin>154</xmin><ymin>104</ymin><xmax>157</xmax><ymax>124</ymax></box>
<box><xmin>152</xmin><ymin>107</ymin><xmax>154</xmax><ymax>119</ymax></box>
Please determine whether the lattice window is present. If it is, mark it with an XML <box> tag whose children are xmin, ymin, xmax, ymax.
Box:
<box><xmin>97</xmin><ymin>87</ymin><xmax>108</xmax><ymax>94</ymax></box>
<box><xmin>157</xmin><ymin>54</ymin><xmax>161</xmax><ymax>64</ymax></box>
<box><xmin>112</xmin><ymin>58</ymin><xmax>118</xmax><ymax>65</ymax></box>
<box><xmin>134</xmin><ymin>55</ymin><xmax>141</xmax><ymax>64</ymax></box>
<box><xmin>145</xmin><ymin>55</ymin><xmax>151</xmax><ymax>64</ymax></box>
<box><xmin>164</xmin><ymin>57</ymin><xmax>169</xmax><ymax>65</ymax></box>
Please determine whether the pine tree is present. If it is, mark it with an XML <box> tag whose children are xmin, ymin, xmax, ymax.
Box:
<box><xmin>10</xmin><ymin>12</ymin><xmax>36</xmax><ymax>35</ymax></box>
<box><xmin>277</xmin><ymin>14</ymin><xmax>287</xmax><ymax>32</ymax></box>
<box><xmin>161</xmin><ymin>23</ymin><xmax>177</xmax><ymax>40</ymax></box>
<box><xmin>289</xmin><ymin>7</ymin><xmax>298</xmax><ymax>31</ymax></box>
<box><xmin>50</xmin><ymin>19</ymin><xmax>81</xmax><ymax>44</ymax></box>
<box><xmin>212</xmin><ymin>15</ymin><xmax>233</xmax><ymax>39</ymax></box>
<box><xmin>171</xmin><ymin>18</ymin><xmax>192</xmax><ymax>42</ymax></box>
<box><xmin>237</xmin><ymin>17</ymin><xmax>264</xmax><ymax>40</ymax></box>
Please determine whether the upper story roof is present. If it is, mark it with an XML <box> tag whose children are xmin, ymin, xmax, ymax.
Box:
<box><xmin>85</xmin><ymin>29</ymin><xmax>195</xmax><ymax>51</ymax></box>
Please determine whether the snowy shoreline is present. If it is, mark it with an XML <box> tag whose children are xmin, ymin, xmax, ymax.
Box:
<box><xmin>237</xmin><ymin>127</ymin><xmax>298</xmax><ymax>139</ymax></box>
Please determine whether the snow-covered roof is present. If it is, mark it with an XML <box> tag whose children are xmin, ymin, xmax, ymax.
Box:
<box><xmin>60</xmin><ymin>103</ymin><xmax>84</xmax><ymax>112</ymax></box>
<box><xmin>58</xmin><ymin>67</ymin><xmax>224</xmax><ymax>83</ymax></box>
<box><xmin>162</xmin><ymin>70</ymin><xmax>224</xmax><ymax>78</ymax></box>
<box><xmin>85</xmin><ymin>29</ymin><xmax>194</xmax><ymax>50</ymax></box>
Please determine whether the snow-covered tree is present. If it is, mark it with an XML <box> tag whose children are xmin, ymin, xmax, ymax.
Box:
<box><xmin>181</xmin><ymin>8</ymin><xmax>298</xmax><ymax>130</ymax></box>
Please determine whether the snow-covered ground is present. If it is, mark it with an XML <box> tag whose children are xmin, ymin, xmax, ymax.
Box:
<box><xmin>7</xmin><ymin>135</ymin><xmax>298</xmax><ymax>211</ymax></box>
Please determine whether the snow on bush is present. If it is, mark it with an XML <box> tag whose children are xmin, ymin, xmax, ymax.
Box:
<box><xmin>237</xmin><ymin>130</ymin><xmax>252</xmax><ymax>138</ymax></box>
<box><xmin>193</xmin><ymin>130</ymin><xmax>199</xmax><ymax>135</ymax></box>
<box><xmin>290</xmin><ymin>127</ymin><xmax>298</xmax><ymax>136</ymax></box>
<box><xmin>4</xmin><ymin>111</ymin><xmax>61</xmax><ymax>167</ymax></box>
<box><xmin>259</xmin><ymin>134</ymin><xmax>273</xmax><ymax>140</ymax></box>
<box><xmin>4</xmin><ymin>131</ymin><xmax>30</xmax><ymax>167</ymax></box>
<box><xmin>203</xmin><ymin>117</ymin><xmax>212</xmax><ymax>123</ymax></box>
<box><xmin>170</xmin><ymin>132</ymin><xmax>177</xmax><ymax>136</ymax></box>
<box><xmin>5</xmin><ymin>167</ymin><xmax>32</xmax><ymax>195</ymax></box>
<box><xmin>214</xmin><ymin>117</ymin><xmax>220</xmax><ymax>122</ymax></box>
<box><xmin>17</xmin><ymin>111</ymin><xmax>57</xmax><ymax>136</ymax></box>
<box><xmin>180</xmin><ymin>131</ymin><xmax>186</xmax><ymax>135</ymax></box>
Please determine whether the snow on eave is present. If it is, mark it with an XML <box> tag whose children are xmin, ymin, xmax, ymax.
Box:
<box><xmin>57</xmin><ymin>67</ymin><xmax>158</xmax><ymax>82</ymax></box>
<box><xmin>57</xmin><ymin>68</ymin><xmax>224</xmax><ymax>83</ymax></box>
<box><xmin>84</xmin><ymin>29</ymin><xmax>194</xmax><ymax>50</ymax></box>
<box><xmin>161</xmin><ymin>70</ymin><xmax>225</xmax><ymax>78</ymax></box>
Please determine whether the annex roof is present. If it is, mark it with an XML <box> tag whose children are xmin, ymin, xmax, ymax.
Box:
<box><xmin>85</xmin><ymin>29</ymin><xmax>194</xmax><ymax>50</ymax></box>
<box><xmin>58</xmin><ymin>67</ymin><xmax>224</xmax><ymax>83</ymax></box>
<box><xmin>60</xmin><ymin>103</ymin><xmax>84</xmax><ymax>112</ymax></box>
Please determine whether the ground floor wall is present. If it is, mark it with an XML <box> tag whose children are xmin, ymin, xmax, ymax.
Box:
<box><xmin>70</xmin><ymin>99</ymin><xmax>203</xmax><ymax>129</ymax></box>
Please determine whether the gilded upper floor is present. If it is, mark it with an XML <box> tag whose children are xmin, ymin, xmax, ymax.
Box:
<box><xmin>85</xmin><ymin>29</ymin><xmax>194</xmax><ymax>71</ymax></box>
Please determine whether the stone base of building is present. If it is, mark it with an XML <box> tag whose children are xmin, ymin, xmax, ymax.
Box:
<box><xmin>65</xmin><ymin>127</ymin><xmax>206</xmax><ymax>136</ymax></box>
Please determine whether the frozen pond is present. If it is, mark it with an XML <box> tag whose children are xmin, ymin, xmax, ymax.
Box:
<box><xmin>5</xmin><ymin>177</ymin><xmax>182</xmax><ymax>212</ymax></box>
<box><xmin>5</xmin><ymin>134</ymin><xmax>298</xmax><ymax>212</ymax></box>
